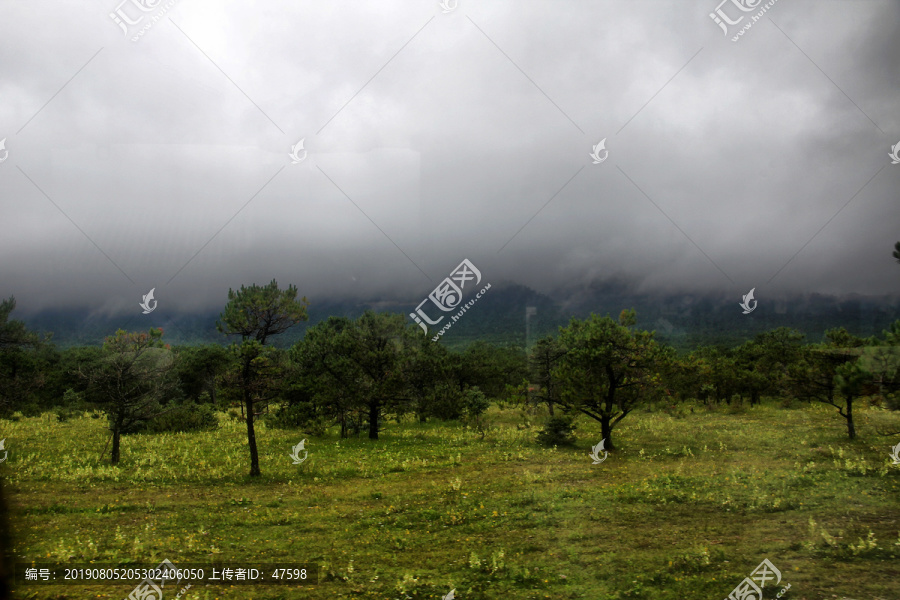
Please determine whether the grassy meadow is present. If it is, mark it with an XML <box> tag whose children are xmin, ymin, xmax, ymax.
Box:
<box><xmin>1</xmin><ymin>401</ymin><xmax>899</xmax><ymax>600</ymax></box>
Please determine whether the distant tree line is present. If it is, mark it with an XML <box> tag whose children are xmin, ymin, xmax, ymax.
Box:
<box><xmin>0</xmin><ymin>282</ymin><xmax>898</xmax><ymax>476</ymax></box>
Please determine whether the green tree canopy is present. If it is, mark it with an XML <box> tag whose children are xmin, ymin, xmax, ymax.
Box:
<box><xmin>0</xmin><ymin>296</ymin><xmax>42</xmax><ymax>351</ymax></box>
<box><xmin>555</xmin><ymin>310</ymin><xmax>670</xmax><ymax>450</ymax></box>
<box><xmin>80</xmin><ymin>328</ymin><xmax>176</xmax><ymax>464</ymax></box>
<box><xmin>217</xmin><ymin>280</ymin><xmax>309</xmax><ymax>476</ymax></box>
<box><xmin>216</xmin><ymin>279</ymin><xmax>309</xmax><ymax>345</ymax></box>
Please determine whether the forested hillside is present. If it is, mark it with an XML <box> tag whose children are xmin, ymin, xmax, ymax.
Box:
<box><xmin>16</xmin><ymin>282</ymin><xmax>900</xmax><ymax>352</ymax></box>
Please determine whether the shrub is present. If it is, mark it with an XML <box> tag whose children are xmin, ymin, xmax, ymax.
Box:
<box><xmin>18</xmin><ymin>402</ymin><xmax>42</xmax><ymax>418</ymax></box>
<box><xmin>662</xmin><ymin>403</ymin><xmax>690</xmax><ymax>419</ymax></box>
<box><xmin>428</xmin><ymin>383</ymin><xmax>463</xmax><ymax>421</ymax></box>
<box><xmin>461</xmin><ymin>387</ymin><xmax>490</xmax><ymax>438</ymax></box>
<box><xmin>61</xmin><ymin>388</ymin><xmax>84</xmax><ymax>407</ymax></box>
<box><xmin>57</xmin><ymin>389</ymin><xmax>86</xmax><ymax>422</ymax></box>
<box><xmin>55</xmin><ymin>407</ymin><xmax>77</xmax><ymax>423</ymax></box>
<box><xmin>264</xmin><ymin>402</ymin><xmax>328</xmax><ymax>436</ymax></box>
<box><xmin>780</xmin><ymin>396</ymin><xmax>802</xmax><ymax>409</ymax></box>
<box><xmin>536</xmin><ymin>416</ymin><xmax>577</xmax><ymax>447</ymax></box>
<box><xmin>130</xmin><ymin>402</ymin><xmax>219</xmax><ymax>434</ymax></box>
<box><xmin>461</xmin><ymin>387</ymin><xmax>490</xmax><ymax>421</ymax></box>
<box><xmin>724</xmin><ymin>401</ymin><xmax>747</xmax><ymax>415</ymax></box>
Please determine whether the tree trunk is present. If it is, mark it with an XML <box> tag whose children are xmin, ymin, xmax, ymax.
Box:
<box><xmin>600</xmin><ymin>414</ymin><xmax>614</xmax><ymax>450</ymax></box>
<box><xmin>368</xmin><ymin>400</ymin><xmax>379</xmax><ymax>440</ymax></box>
<box><xmin>245</xmin><ymin>394</ymin><xmax>260</xmax><ymax>476</ymax></box>
<box><xmin>241</xmin><ymin>358</ymin><xmax>262</xmax><ymax>477</ymax></box>
<box><xmin>846</xmin><ymin>396</ymin><xmax>856</xmax><ymax>440</ymax></box>
<box><xmin>547</xmin><ymin>399</ymin><xmax>555</xmax><ymax>417</ymax></box>
<box><xmin>340</xmin><ymin>412</ymin><xmax>348</xmax><ymax>439</ymax></box>
<box><xmin>111</xmin><ymin>427</ymin><xmax>121</xmax><ymax>465</ymax></box>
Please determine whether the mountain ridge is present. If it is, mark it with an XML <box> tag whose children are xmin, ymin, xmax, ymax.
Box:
<box><xmin>16</xmin><ymin>282</ymin><xmax>900</xmax><ymax>352</ymax></box>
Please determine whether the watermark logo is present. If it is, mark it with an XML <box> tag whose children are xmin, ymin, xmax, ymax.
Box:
<box><xmin>410</xmin><ymin>259</ymin><xmax>481</xmax><ymax>331</ymax></box>
<box><xmin>711</xmin><ymin>0</ymin><xmax>781</xmax><ymax>42</ymax></box>
<box><xmin>889</xmin><ymin>141</ymin><xmax>900</xmax><ymax>165</ymax></box>
<box><xmin>289</xmin><ymin>439</ymin><xmax>309</xmax><ymax>465</ymax></box>
<box><xmin>409</xmin><ymin>259</ymin><xmax>491</xmax><ymax>341</ymax></box>
<box><xmin>110</xmin><ymin>0</ymin><xmax>160</xmax><ymax>35</ymax></box>
<box><xmin>890</xmin><ymin>442</ymin><xmax>900</xmax><ymax>465</ymax></box>
<box><xmin>709</xmin><ymin>0</ymin><xmax>758</xmax><ymax>35</ymax></box>
<box><xmin>126</xmin><ymin>558</ymin><xmax>181</xmax><ymax>600</ymax></box>
<box><xmin>443</xmin><ymin>590</ymin><xmax>455</xmax><ymax>600</ymax></box>
<box><xmin>750</xmin><ymin>558</ymin><xmax>781</xmax><ymax>588</ymax></box>
<box><xmin>739</xmin><ymin>288</ymin><xmax>757</xmax><ymax>314</ymax></box>
<box><xmin>439</xmin><ymin>0</ymin><xmax>458</xmax><ymax>13</ymax></box>
<box><xmin>724</xmin><ymin>558</ymin><xmax>789</xmax><ymax>600</ymax></box>
<box><xmin>0</xmin><ymin>439</ymin><xmax>7</xmax><ymax>464</ymax></box>
<box><xmin>139</xmin><ymin>288</ymin><xmax>157</xmax><ymax>314</ymax></box>
<box><xmin>589</xmin><ymin>138</ymin><xmax>608</xmax><ymax>164</ymax></box>
<box><xmin>0</xmin><ymin>138</ymin><xmax>8</xmax><ymax>163</ymax></box>
<box><xmin>589</xmin><ymin>439</ymin><xmax>608</xmax><ymax>464</ymax></box>
<box><xmin>109</xmin><ymin>0</ymin><xmax>180</xmax><ymax>42</ymax></box>
<box><xmin>289</xmin><ymin>139</ymin><xmax>307</xmax><ymax>164</ymax></box>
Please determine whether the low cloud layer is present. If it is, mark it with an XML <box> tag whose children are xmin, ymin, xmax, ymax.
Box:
<box><xmin>1</xmin><ymin>0</ymin><xmax>898</xmax><ymax>316</ymax></box>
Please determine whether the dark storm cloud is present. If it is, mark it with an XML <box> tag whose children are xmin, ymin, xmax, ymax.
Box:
<box><xmin>0</xmin><ymin>0</ymin><xmax>897</xmax><ymax>316</ymax></box>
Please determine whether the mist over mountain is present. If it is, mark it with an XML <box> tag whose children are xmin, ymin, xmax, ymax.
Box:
<box><xmin>18</xmin><ymin>278</ymin><xmax>900</xmax><ymax>352</ymax></box>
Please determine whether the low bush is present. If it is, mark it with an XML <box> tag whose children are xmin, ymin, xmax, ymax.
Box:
<box><xmin>129</xmin><ymin>401</ymin><xmax>219</xmax><ymax>434</ymax></box>
<box><xmin>536</xmin><ymin>415</ymin><xmax>577</xmax><ymax>447</ymax></box>
<box><xmin>264</xmin><ymin>402</ymin><xmax>328</xmax><ymax>436</ymax></box>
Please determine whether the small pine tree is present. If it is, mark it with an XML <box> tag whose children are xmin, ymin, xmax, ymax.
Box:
<box><xmin>461</xmin><ymin>386</ymin><xmax>490</xmax><ymax>439</ymax></box>
<box><xmin>536</xmin><ymin>416</ymin><xmax>577</xmax><ymax>447</ymax></box>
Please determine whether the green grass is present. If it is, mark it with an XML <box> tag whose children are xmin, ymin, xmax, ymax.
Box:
<box><xmin>2</xmin><ymin>401</ymin><xmax>899</xmax><ymax>600</ymax></box>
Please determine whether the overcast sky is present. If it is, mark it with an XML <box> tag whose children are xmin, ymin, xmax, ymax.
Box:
<box><xmin>0</xmin><ymin>0</ymin><xmax>898</xmax><ymax>317</ymax></box>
